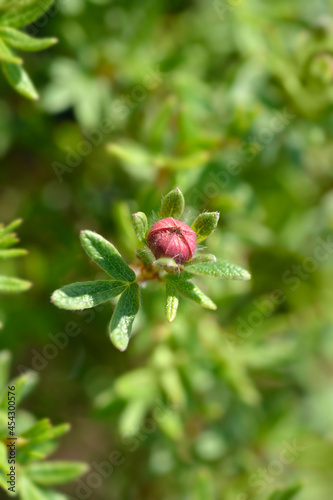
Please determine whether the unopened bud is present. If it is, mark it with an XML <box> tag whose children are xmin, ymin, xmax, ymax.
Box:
<box><xmin>147</xmin><ymin>217</ymin><xmax>196</xmax><ymax>264</ymax></box>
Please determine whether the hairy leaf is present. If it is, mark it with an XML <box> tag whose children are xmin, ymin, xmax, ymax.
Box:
<box><xmin>80</xmin><ymin>230</ymin><xmax>136</xmax><ymax>282</ymax></box>
<box><xmin>109</xmin><ymin>283</ymin><xmax>140</xmax><ymax>351</ymax></box>
<box><xmin>165</xmin><ymin>279</ymin><xmax>179</xmax><ymax>322</ymax></box>
<box><xmin>167</xmin><ymin>275</ymin><xmax>216</xmax><ymax>310</ymax></box>
<box><xmin>186</xmin><ymin>260</ymin><xmax>251</xmax><ymax>280</ymax></box>
<box><xmin>51</xmin><ymin>280</ymin><xmax>127</xmax><ymax>310</ymax></box>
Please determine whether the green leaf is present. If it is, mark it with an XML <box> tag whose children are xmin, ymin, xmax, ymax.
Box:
<box><xmin>1</xmin><ymin>61</ymin><xmax>38</xmax><ymax>100</ymax></box>
<box><xmin>0</xmin><ymin>0</ymin><xmax>54</xmax><ymax>29</ymax></box>
<box><xmin>0</xmin><ymin>38</ymin><xmax>22</xmax><ymax>64</ymax></box>
<box><xmin>184</xmin><ymin>254</ymin><xmax>216</xmax><ymax>266</ymax></box>
<box><xmin>109</xmin><ymin>283</ymin><xmax>140</xmax><ymax>351</ymax></box>
<box><xmin>80</xmin><ymin>230</ymin><xmax>136</xmax><ymax>282</ymax></box>
<box><xmin>51</xmin><ymin>280</ymin><xmax>127</xmax><ymax>310</ymax></box>
<box><xmin>160</xmin><ymin>188</ymin><xmax>185</xmax><ymax>219</ymax></box>
<box><xmin>0</xmin><ymin>370</ymin><xmax>38</xmax><ymax>407</ymax></box>
<box><xmin>25</xmin><ymin>461</ymin><xmax>88</xmax><ymax>485</ymax></box>
<box><xmin>0</xmin><ymin>27</ymin><xmax>57</xmax><ymax>51</ymax></box>
<box><xmin>0</xmin><ymin>248</ymin><xmax>27</xmax><ymax>258</ymax></box>
<box><xmin>165</xmin><ymin>279</ymin><xmax>179</xmax><ymax>323</ymax></box>
<box><xmin>0</xmin><ymin>218</ymin><xmax>22</xmax><ymax>236</ymax></box>
<box><xmin>0</xmin><ymin>275</ymin><xmax>32</xmax><ymax>293</ymax></box>
<box><xmin>268</xmin><ymin>484</ymin><xmax>302</xmax><ymax>500</ymax></box>
<box><xmin>186</xmin><ymin>260</ymin><xmax>251</xmax><ymax>280</ymax></box>
<box><xmin>0</xmin><ymin>235</ymin><xmax>18</xmax><ymax>249</ymax></box>
<box><xmin>20</xmin><ymin>476</ymin><xmax>46</xmax><ymax>500</ymax></box>
<box><xmin>132</xmin><ymin>211</ymin><xmax>148</xmax><ymax>243</ymax></box>
<box><xmin>22</xmin><ymin>419</ymin><xmax>70</xmax><ymax>442</ymax></box>
<box><xmin>191</xmin><ymin>212</ymin><xmax>219</xmax><ymax>243</ymax></box>
<box><xmin>167</xmin><ymin>275</ymin><xmax>217</xmax><ymax>310</ymax></box>
<box><xmin>0</xmin><ymin>350</ymin><xmax>11</xmax><ymax>394</ymax></box>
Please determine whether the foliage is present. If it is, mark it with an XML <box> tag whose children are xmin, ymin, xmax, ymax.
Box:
<box><xmin>0</xmin><ymin>0</ymin><xmax>57</xmax><ymax>99</ymax></box>
<box><xmin>51</xmin><ymin>189</ymin><xmax>250</xmax><ymax>351</ymax></box>
<box><xmin>0</xmin><ymin>350</ymin><xmax>87</xmax><ymax>499</ymax></box>
<box><xmin>1</xmin><ymin>0</ymin><xmax>333</xmax><ymax>499</ymax></box>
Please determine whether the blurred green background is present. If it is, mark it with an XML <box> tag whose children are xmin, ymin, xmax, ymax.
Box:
<box><xmin>1</xmin><ymin>0</ymin><xmax>333</xmax><ymax>498</ymax></box>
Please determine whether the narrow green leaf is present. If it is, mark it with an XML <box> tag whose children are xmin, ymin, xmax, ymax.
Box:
<box><xmin>0</xmin><ymin>370</ymin><xmax>38</xmax><ymax>408</ymax></box>
<box><xmin>0</xmin><ymin>218</ymin><xmax>22</xmax><ymax>236</ymax></box>
<box><xmin>119</xmin><ymin>398</ymin><xmax>150</xmax><ymax>437</ymax></box>
<box><xmin>0</xmin><ymin>248</ymin><xmax>27</xmax><ymax>258</ymax></box>
<box><xmin>186</xmin><ymin>260</ymin><xmax>251</xmax><ymax>280</ymax></box>
<box><xmin>0</xmin><ymin>27</ymin><xmax>57</xmax><ymax>51</ymax></box>
<box><xmin>21</xmin><ymin>419</ymin><xmax>70</xmax><ymax>442</ymax></box>
<box><xmin>268</xmin><ymin>484</ymin><xmax>302</xmax><ymax>500</ymax></box>
<box><xmin>132</xmin><ymin>211</ymin><xmax>148</xmax><ymax>243</ymax></box>
<box><xmin>109</xmin><ymin>283</ymin><xmax>140</xmax><ymax>351</ymax></box>
<box><xmin>51</xmin><ymin>280</ymin><xmax>127</xmax><ymax>310</ymax></box>
<box><xmin>184</xmin><ymin>253</ymin><xmax>216</xmax><ymax>266</ymax></box>
<box><xmin>165</xmin><ymin>279</ymin><xmax>179</xmax><ymax>322</ymax></box>
<box><xmin>0</xmin><ymin>235</ymin><xmax>18</xmax><ymax>249</ymax></box>
<box><xmin>191</xmin><ymin>212</ymin><xmax>219</xmax><ymax>243</ymax></box>
<box><xmin>0</xmin><ymin>275</ymin><xmax>32</xmax><ymax>293</ymax></box>
<box><xmin>1</xmin><ymin>61</ymin><xmax>38</xmax><ymax>100</ymax></box>
<box><xmin>20</xmin><ymin>476</ymin><xmax>46</xmax><ymax>500</ymax></box>
<box><xmin>167</xmin><ymin>276</ymin><xmax>217</xmax><ymax>310</ymax></box>
<box><xmin>80</xmin><ymin>230</ymin><xmax>136</xmax><ymax>282</ymax></box>
<box><xmin>160</xmin><ymin>188</ymin><xmax>185</xmax><ymax>219</ymax></box>
<box><xmin>0</xmin><ymin>0</ymin><xmax>54</xmax><ymax>29</ymax></box>
<box><xmin>0</xmin><ymin>38</ymin><xmax>22</xmax><ymax>64</ymax></box>
<box><xmin>0</xmin><ymin>350</ymin><xmax>11</xmax><ymax>394</ymax></box>
<box><xmin>25</xmin><ymin>461</ymin><xmax>88</xmax><ymax>486</ymax></box>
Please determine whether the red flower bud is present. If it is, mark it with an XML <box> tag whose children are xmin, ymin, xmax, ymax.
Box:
<box><xmin>147</xmin><ymin>217</ymin><xmax>197</xmax><ymax>264</ymax></box>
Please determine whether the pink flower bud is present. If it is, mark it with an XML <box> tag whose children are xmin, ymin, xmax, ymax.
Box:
<box><xmin>147</xmin><ymin>217</ymin><xmax>197</xmax><ymax>264</ymax></box>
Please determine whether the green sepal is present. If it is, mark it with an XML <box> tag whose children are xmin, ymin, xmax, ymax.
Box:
<box><xmin>191</xmin><ymin>212</ymin><xmax>219</xmax><ymax>243</ymax></box>
<box><xmin>160</xmin><ymin>188</ymin><xmax>185</xmax><ymax>219</ymax></box>
<box><xmin>132</xmin><ymin>212</ymin><xmax>148</xmax><ymax>243</ymax></box>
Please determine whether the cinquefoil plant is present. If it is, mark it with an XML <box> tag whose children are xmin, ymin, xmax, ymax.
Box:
<box><xmin>0</xmin><ymin>0</ymin><xmax>57</xmax><ymax>100</ymax></box>
<box><xmin>52</xmin><ymin>189</ymin><xmax>251</xmax><ymax>351</ymax></box>
<box><xmin>0</xmin><ymin>350</ymin><xmax>88</xmax><ymax>499</ymax></box>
